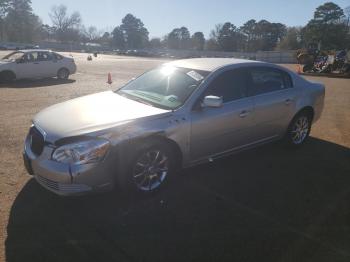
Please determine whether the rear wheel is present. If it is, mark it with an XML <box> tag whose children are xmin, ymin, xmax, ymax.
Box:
<box><xmin>285</xmin><ymin>112</ymin><xmax>312</xmax><ymax>147</ymax></box>
<box><xmin>57</xmin><ymin>68</ymin><xmax>69</xmax><ymax>80</ymax></box>
<box><xmin>0</xmin><ymin>71</ymin><xmax>16</xmax><ymax>83</ymax></box>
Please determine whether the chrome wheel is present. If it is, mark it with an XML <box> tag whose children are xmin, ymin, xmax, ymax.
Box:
<box><xmin>132</xmin><ymin>149</ymin><xmax>169</xmax><ymax>192</ymax></box>
<box><xmin>291</xmin><ymin>116</ymin><xmax>310</xmax><ymax>144</ymax></box>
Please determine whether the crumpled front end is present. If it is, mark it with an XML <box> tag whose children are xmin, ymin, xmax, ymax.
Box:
<box><xmin>23</xmin><ymin>125</ymin><xmax>115</xmax><ymax>196</ymax></box>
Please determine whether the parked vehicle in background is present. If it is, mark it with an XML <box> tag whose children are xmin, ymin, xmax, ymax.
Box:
<box><xmin>23</xmin><ymin>45</ymin><xmax>40</xmax><ymax>49</ymax></box>
<box><xmin>0</xmin><ymin>50</ymin><xmax>76</xmax><ymax>82</ymax></box>
<box><xmin>23</xmin><ymin>58</ymin><xmax>325</xmax><ymax>196</ymax></box>
<box><xmin>297</xmin><ymin>49</ymin><xmax>350</xmax><ymax>76</ymax></box>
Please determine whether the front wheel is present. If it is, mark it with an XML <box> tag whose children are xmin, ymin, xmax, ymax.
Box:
<box><xmin>285</xmin><ymin>113</ymin><xmax>312</xmax><ymax>147</ymax></box>
<box><xmin>121</xmin><ymin>142</ymin><xmax>175</xmax><ymax>194</ymax></box>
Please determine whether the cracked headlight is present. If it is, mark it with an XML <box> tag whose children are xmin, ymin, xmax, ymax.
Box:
<box><xmin>52</xmin><ymin>139</ymin><xmax>110</xmax><ymax>165</ymax></box>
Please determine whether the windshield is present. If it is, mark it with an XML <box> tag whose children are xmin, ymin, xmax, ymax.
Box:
<box><xmin>2</xmin><ymin>51</ymin><xmax>24</xmax><ymax>61</ymax></box>
<box><xmin>116</xmin><ymin>66</ymin><xmax>209</xmax><ymax>110</ymax></box>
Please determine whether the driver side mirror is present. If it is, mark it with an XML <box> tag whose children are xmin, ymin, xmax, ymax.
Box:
<box><xmin>201</xmin><ymin>95</ymin><xmax>223</xmax><ymax>108</ymax></box>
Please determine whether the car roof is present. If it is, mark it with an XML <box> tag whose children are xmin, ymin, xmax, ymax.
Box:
<box><xmin>166</xmin><ymin>58</ymin><xmax>264</xmax><ymax>72</ymax></box>
<box><xmin>17</xmin><ymin>49</ymin><xmax>54</xmax><ymax>53</ymax></box>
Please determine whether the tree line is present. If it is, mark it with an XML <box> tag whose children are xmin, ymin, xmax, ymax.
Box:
<box><xmin>0</xmin><ymin>0</ymin><xmax>349</xmax><ymax>52</ymax></box>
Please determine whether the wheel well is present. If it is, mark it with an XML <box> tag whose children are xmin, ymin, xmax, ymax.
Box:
<box><xmin>129</xmin><ymin>135</ymin><xmax>183</xmax><ymax>168</ymax></box>
<box><xmin>284</xmin><ymin>106</ymin><xmax>315</xmax><ymax>138</ymax></box>
<box><xmin>160</xmin><ymin>137</ymin><xmax>183</xmax><ymax>168</ymax></box>
<box><xmin>297</xmin><ymin>106</ymin><xmax>314</xmax><ymax>121</ymax></box>
<box><xmin>58</xmin><ymin>67</ymin><xmax>69</xmax><ymax>74</ymax></box>
<box><xmin>0</xmin><ymin>70</ymin><xmax>16</xmax><ymax>79</ymax></box>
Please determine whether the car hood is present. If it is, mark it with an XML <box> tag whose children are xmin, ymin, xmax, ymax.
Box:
<box><xmin>33</xmin><ymin>91</ymin><xmax>170</xmax><ymax>142</ymax></box>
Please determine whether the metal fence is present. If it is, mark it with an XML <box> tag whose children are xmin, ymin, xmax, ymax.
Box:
<box><xmin>0</xmin><ymin>41</ymin><xmax>298</xmax><ymax>64</ymax></box>
<box><xmin>160</xmin><ymin>49</ymin><xmax>297</xmax><ymax>63</ymax></box>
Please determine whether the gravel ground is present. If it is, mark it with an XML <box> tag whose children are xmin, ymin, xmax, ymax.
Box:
<box><xmin>0</xmin><ymin>52</ymin><xmax>349</xmax><ymax>262</ymax></box>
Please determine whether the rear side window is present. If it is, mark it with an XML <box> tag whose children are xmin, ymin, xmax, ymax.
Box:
<box><xmin>249</xmin><ymin>67</ymin><xmax>293</xmax><ymax>95</ymax></box>
<box><xmin>37</xmin><ymin>52</ymin><xmax>53</xmax><ymax>61</ymax></box>
<box><xmin>206</xmin><ymin>69</ymin><xmax>248</xmax><ymax>103</ymax></box>
<box><xmin>283</xmin><ymin>72</ymin><xmax>293</xmax><ymax>89</ymax></box>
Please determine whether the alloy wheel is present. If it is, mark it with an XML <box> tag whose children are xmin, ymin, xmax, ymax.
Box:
<box><xmin>291</xmin><ymin>116</ymin><xmax>310</xmax><ymax>145</ymax></box>
<box><xmin>132</xmin><ymin>149</ymin><xmax>169</xmax><ymax>192</ymax></box>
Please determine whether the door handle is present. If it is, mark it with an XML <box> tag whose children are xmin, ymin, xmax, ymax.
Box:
<box><xmin>239</xmin><ymin>110</ymin><xmax>250</xmax><ymax>118</ymax></box>
<box><xmin>285</xmin><ymin>98</ymin><xmax>293</xmax><ymax>105</ymax></box>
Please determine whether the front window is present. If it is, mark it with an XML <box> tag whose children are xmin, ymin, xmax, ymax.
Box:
<box><xmin>205</xmin><ymin>68</ymin><xmax>249</xmax><ymax>103</ymax></box>
<box><xmin>116</xmin><ymin>66</ymin><xmax>209</xmax><ymax>110</ymax></box>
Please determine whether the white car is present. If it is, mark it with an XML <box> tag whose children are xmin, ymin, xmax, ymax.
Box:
<box><xmin>0</xmin><ymin>49</ymin><xmax>77</xmax><ymax>82</ymax></box>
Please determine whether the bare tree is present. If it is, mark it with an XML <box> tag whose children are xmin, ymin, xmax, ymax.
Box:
<box><xmin>84</xmin><ymin>26</ymin><xmax>101</xmax><ymax>42</ymax></box>
<box><xmin>49</xmin><ymin>4</ymin><xmax>81</xmax><ymax>42</ymax></box>
<box><xmin>0</xmin><ymin>0</ymin><xmax>9</xmax><ymax>40</ymax></box>
<box><xmin>209</xmin><ymin>24</ymin><xmax>223</xmax><ymax>40</ymax></box>
<box><xmin>345</xmin><ymin>6</ymin><xmax>350</xmax><ymax>26</ymax></box>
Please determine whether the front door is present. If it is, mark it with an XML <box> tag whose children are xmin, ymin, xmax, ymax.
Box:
<box><xmin>16</xmin><ymin>52</ymin><xmax>45</xmax><ymax>79</ymax></box>
<box><xmin>190</xmin><ymin>68</ymin><xmax>255</xmax><ymax>161</ymax></box>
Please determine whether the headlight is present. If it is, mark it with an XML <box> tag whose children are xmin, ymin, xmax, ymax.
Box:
<box><xmin>52</xmin><ymin>139</ymin><xmax>110</xmax><ymax>165</ymax></box>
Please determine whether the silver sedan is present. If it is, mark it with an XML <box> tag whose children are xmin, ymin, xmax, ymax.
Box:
<box><xmin>23</xmin><ymin>58</ymin><xmax>325</xmax><ymax>196</ymax></box>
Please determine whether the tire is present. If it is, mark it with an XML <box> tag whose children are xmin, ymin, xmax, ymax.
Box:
<box><xmin>120</xmin><ymin>141</ymin><xmax>175</xmax><ymax>195</ymax></box>
<box><xmin>57</xmin><ymin>68</ymin><xmax>69</xmax><ymax>80</ymax></box>
<box><xmin>284</xmin><ymin>112</ymin><xmax>312</xmax><ymax>148</ymax></box>
<box><xmin>0</xmin><ymin>71</ymin><xmax>16</xmax><ymax>83</ymax></box>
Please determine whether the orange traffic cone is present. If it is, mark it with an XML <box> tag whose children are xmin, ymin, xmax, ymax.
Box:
<box><xmin>107</xmin><ymin>73</ymin><xmax>112</xmax><ymax>84</ymax></box>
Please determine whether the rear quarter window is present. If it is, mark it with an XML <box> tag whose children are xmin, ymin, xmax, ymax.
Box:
<box><xmin>283</xmin><ymin>72</ymin><xmax>293</xmax><ymax>88</ymax></box>
<box><xmin>53</xmin><ymin>53</ymin><xmax>64</xmax><ymax>60</ymax></box>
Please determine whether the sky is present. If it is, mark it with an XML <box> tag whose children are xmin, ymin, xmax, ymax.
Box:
<box><xmin>31</xmin><ymin>0</ymin><xmax>350</xmax><ymax>38</ymax></box>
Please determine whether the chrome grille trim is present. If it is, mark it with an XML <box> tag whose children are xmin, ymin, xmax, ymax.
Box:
<box><xmin>35</xmin><ymin>175</ymin><xmax>91</xmax><ymax>193</ymax></box>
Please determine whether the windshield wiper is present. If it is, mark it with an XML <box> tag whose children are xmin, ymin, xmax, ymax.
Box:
<box><xmin>118</xmin><ymin>91</ymin><xmax>155</xmax><ymax>107</ymax></box>
<box><xmin>132</xmin><ymin>97</ymin><xmax>155</xmax><ymax>107</ymax></box>
<box><xmin>134</xmin><ymin>90</ymin><xmax>161</xmax><ymax>102</ymax></box>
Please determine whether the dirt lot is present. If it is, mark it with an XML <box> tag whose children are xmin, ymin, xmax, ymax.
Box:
<box><xmin>0</xmin><ymin>52</ymin><xmax>350</xmax><ymax>262</ymax></box>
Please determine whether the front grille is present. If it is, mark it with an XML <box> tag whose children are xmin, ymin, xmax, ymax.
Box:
<box><xmin>30</xmin><ymin>126</ymin><xmax>45</xmax><ymax>156</ymax></box>
<box><xmin>36</xmin><ymin>175</ymin><xmax>92</xmax><ymax>193</ymax></box>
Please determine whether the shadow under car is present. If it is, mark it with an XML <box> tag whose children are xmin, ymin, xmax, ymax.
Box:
<box><xmin>0</xmin><ymin>78</ymin><xmax>75</xmax><ymax>88</ymax></box>
<box><xmin>5</xmin><ymin>137</ymin><xmax>350</xmax><ymax>262</ymax></box>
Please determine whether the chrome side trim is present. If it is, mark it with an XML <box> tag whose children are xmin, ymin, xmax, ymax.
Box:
<box><xmin>187</xmin><ymin>135</ymin><xmax>279</xmax><ymax>167</ymax></box>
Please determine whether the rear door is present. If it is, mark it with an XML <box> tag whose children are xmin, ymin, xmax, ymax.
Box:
<box><xmin>247</xmin><ymin>66</ymin><xmax>297</xmax><ymax>140</ymax></box>
<box><xmin>36</xmin><ymin>51</ymin><xmax>58</xmax><ymax>77</ymax></box>
<box><xmin>190</xmin><ymin>68</ymin><xmax>255</xmax><ymax>160</ymax></box>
